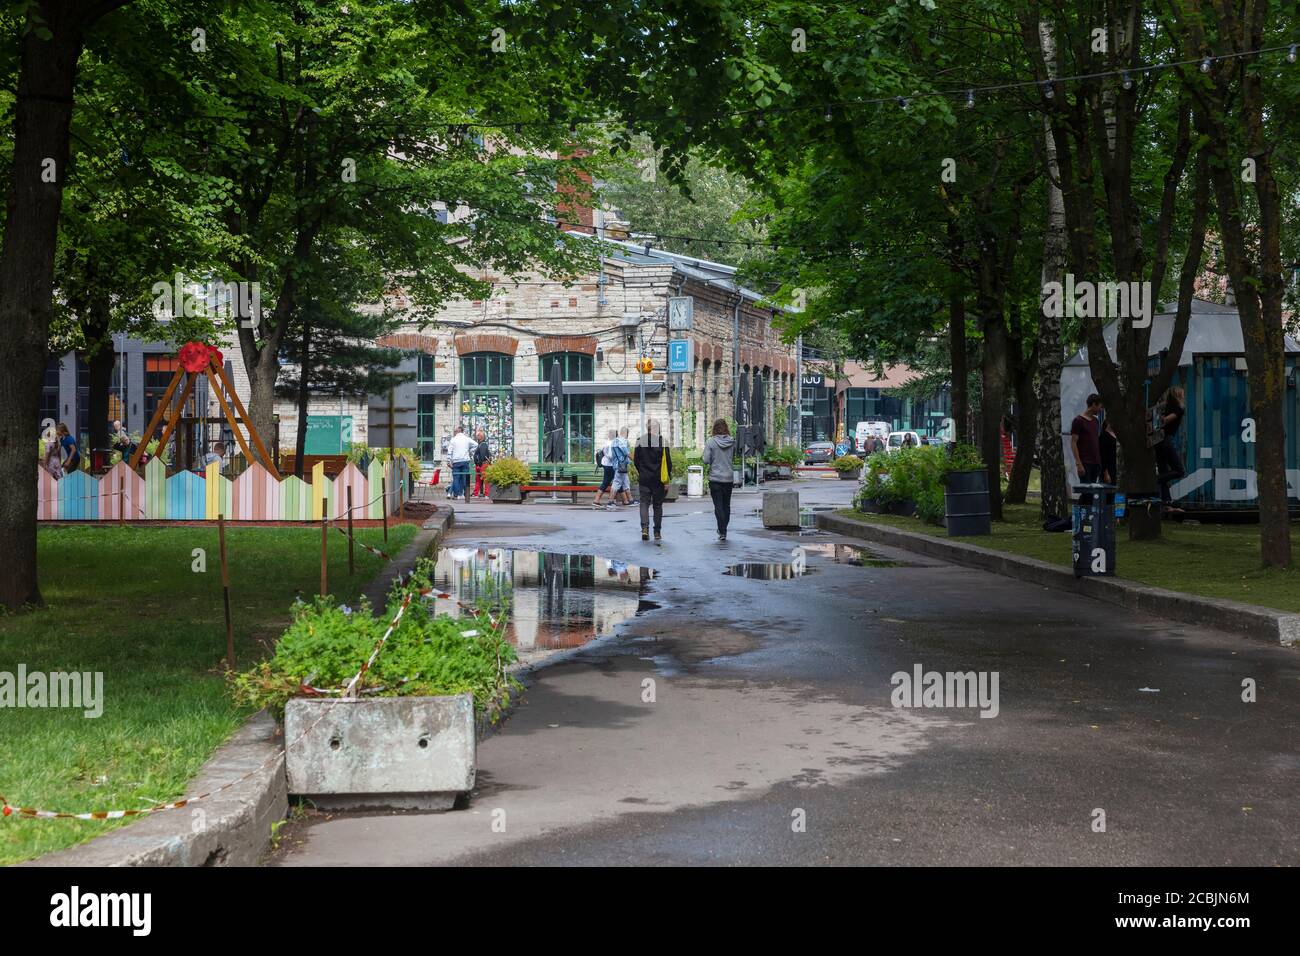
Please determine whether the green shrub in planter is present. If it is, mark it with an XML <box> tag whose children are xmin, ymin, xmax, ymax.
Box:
<box><xmin>483</xmin><ymin>457</ymin><xmax>530</xmax><ymax>488</ymax></box>
<box><xmin>856</xmin><ymin>444</ymin><xmax>985</xmax><ymax>524</ymax></box>
<box><xmin>229</xmin><ymin>562</ymin><xmax>519</xmax><ymax>720</ymax></box>
<box><xmin>765</xmin><ymin>445</ymin><xmax>803</xmax><ymax>468</ymax></box>
<box><xmin>832</xmin><ymin>454</ymin><xmax>864</xmax><ymax>472</ymax></box>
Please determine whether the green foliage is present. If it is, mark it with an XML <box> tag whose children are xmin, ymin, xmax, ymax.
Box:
<box><xmin>765</xmin><ymin>445</ymin><xmax>802</xmax><ymax>467</ymax></box>
<box><xmin>858</xmin><ymin>444</ymin><xmax>984</xmax><ymax>525</ymax></box>
<box><xmin>229</xmin><ymin>587</ymin><xmax>518</xmax><ymax>720</ymax></box>
<box><xmin>347</xmin><ymin>444</ymin><xmax>422</xmax><ymax>482</ymax></box>
<box><xmin>832</xmin><ymin>454</ymin><xmax>863</xmax><ymax>472</ymax></box>
<box><xmin>483</xmin><ymin>458</ymin><xmax>531</xmax><ymax>488</ymax></box>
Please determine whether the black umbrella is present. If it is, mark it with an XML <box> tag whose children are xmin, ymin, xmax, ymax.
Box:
<box><xmin>543</xmin><ymin>360</ymin><xmax>566</xmax><ymax>464</ymax></box>
<box><xmin>751</xmin><ymin>372</ymin><xmax>766</xmax><ymax>457</ymax></box>
<box><xmin>737</xmin><ymin>369</ymin><xmax>752</xmax><ymax>454</ymax></box>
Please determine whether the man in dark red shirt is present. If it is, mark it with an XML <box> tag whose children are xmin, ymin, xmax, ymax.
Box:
<box><xmin>1071</xmin><ymin>394</ymin><xmax>1104</xmax><ymax>500</ymax></box>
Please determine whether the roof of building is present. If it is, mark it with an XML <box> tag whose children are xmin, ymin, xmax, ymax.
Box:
<box><xmin>1064</xmin><ymin>297</ymin><xmax>1300</xmax><ymax>368</ymax></box>
<box><xmin>568</xmin><ymin>230</ymin><xmax>792</xmax><ymax>311</ymax></box>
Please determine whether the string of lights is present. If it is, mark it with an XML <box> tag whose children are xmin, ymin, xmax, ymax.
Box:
<box><xmin>171</xmin><ymin>40</ymin><xmax>1299</xmax><ymax>133</ymax></box>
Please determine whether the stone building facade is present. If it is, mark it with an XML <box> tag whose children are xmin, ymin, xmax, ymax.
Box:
<box><xmin>352</xmin><ymin>235</ymin><xmax>800</xmax><ymax>469</ymax></box>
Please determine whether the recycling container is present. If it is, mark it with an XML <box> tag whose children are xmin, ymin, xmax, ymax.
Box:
<box><xmin>944</xmin><ymin>469</ymin><xmax>991</xmax><ymax>536</ymax></box>
<box><xmin>687</xmin><ymin>465</ymin><xmax>704</xmax><ymax>497</ymax></box>
<box><xmin>1072</xmin><ymin>483</ymin><xmax>1117</xmax><ymax>578</ymax></box>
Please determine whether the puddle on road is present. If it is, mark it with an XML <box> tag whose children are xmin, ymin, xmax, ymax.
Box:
<box><xmin>432</xmin><ymin>547</ymin><xmax>655</xmax><ymax>661</ymax></box>
<box><xmin>723</xmin><ymin>543</ymin><xmax>911</xmax><ymax>579</ymax></box>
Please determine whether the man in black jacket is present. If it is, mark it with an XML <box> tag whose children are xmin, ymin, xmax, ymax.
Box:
<box><xmin>633</xmin><ymin>419</ymin><xmax>672</xmax><ymax>542</ymax></box>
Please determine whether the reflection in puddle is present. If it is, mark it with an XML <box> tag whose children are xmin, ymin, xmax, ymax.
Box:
<box><xmin>723</xmin><ymin>543</ymin><xmax>909</xmax><ymax>579</ymax></box>
<box><xmin>433</xmin><ymin>547</ymin><xmax>654</xmax><ymax>658</ymax></box>
<box><xmin>798</xmin><ymin>543</ymin><xmax>909</xmax><ymax>567</ymax></box>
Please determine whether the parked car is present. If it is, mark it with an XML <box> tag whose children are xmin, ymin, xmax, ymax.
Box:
<box><xmin>804</xmin><ymin>441</ymin><xmax>836</xmax><ymax>464</ymax></box>
<box><xmin>886</xmin><ymin>431</ymin><xmax>924</xmax><ymax>453</ymax></box>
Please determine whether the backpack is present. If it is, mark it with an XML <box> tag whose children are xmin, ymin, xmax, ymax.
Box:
<box><xmin>612</xmin><ymin>441</ymin><xmax>629</xmax><ymax>473</ymax></box>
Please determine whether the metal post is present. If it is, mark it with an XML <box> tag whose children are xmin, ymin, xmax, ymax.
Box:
<box><xmin>381</xmin><ymin>476</ymin><xmax>388</xmax><ymax>542</ymax></box>
<box><xmin>219</xmin><ymin>514</ymin><xmax>235</xmax><ymax>671</ymax></box>
<box><xmin>346</xmin><ymin>486</ymin><xmax>354</xmax><ymax>576</ymax></box>
<box><xmin>638</xmin><ymin>326</ymin><xmax>647</xmax><ymax>438</ymax></box>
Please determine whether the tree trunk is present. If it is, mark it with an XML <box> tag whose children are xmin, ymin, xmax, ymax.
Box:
<box><xmin>1036</xmin><ymin>75</ymin><xmax>1069</xmax><ymax>520</ymax></box>
<box><xmin>294</xmin><ymin>317</ymin><xmax>311</xmax><ymax>478</ymax></box>
<box><xmin>0</xmin><ymin>3</ymin><xmax>86</xmax><ymax>611</ymax></box>
<box><xmin>1005</xmin><ymin>362</ymin><xmax>1038</xmax><ymax>505</ymax></box>
<box><xmin>949</xmin><ymin>288</ymin><xmax>968</xmax><ymax>445</ymax></box>
<box><xmin>979</xmin><ymin>311</ymin><xmax>1008</xmax><ymax>521</ymax></box>
<box><xmin>86</xmin><ymin>340</ymin><xmax>115</xmax><ymax>455</ymax></box>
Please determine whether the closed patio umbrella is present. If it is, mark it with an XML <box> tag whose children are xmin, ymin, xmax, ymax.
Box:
<box><xmin>543</xmin><ymin>360</ymin><xmax>565</xmax><ymax>465</ymax></box>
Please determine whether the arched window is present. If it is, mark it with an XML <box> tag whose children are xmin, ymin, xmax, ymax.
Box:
<box><xmin>539</xmin><ymin>352</ymin><xmax>595</xmax><ymax>463</ymax></box>
<box><xmin>459</xmin><ymin>352</ymin><xmax>515</xmax><ymax>455</ymax></box>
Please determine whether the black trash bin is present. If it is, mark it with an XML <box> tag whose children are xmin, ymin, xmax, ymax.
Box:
<box><xmin>944</xmin><ymin>469</ymin><xmax>991</xmax><ymax>536</ymax></box>
<box><xmin>1072</xmin><ymin>483</ymin><xmax>1117</xmax><ymax>578</ymax></box>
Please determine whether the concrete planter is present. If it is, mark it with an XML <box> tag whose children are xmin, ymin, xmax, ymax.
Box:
<box><xmin>489</xmin><ymin>483</ymin><xmax>522</xmax><ymax>502</ymax></box>
<box><xmin>837</xmin><ymin>468</ymin><xmax>862</xmax><ymax>481</ymax></box>
<box><xmin>284</xmin><ymin>694</ymin><xmax>475</xmax><ymax>811</ymax></box>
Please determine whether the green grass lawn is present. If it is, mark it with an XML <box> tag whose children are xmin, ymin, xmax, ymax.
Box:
<box><xmin>837</xmin><ymin>503</ymin><xmax>1300</xmax><ymax>613</ymax></box>
<box><xmin>0</xmin><ymin>522</ymin><xmax>415</xmax><ymax>866</ymax></box>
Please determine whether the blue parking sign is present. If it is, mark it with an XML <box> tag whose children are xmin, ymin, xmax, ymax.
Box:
<box><xmin>668</xmin><ymin>338</ymin><xmax>693</xmax><ymax>373</ymax></box>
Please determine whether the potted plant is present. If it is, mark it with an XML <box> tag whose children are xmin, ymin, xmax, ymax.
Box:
<box><xmin>484</xmin><ymin>458</ymin><xmax>530</xmax><ymax>502</ymax></box>
<box><xmin>230</xmin><ymin>560</ymin><xmax>519</xmax><ymax>810</ymax></box>
<box><xmin>833</xmin><ymin>454</ymin><xmax>864</xmax><ymax>480</ymax></box>
<box><xmin>765</xmin><ymin>445</ymin><xmax>801</xmax><ymax>478</ymax></box>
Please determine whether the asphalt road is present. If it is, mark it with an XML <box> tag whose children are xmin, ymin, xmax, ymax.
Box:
<box><xmin>273</xmin><ymin>478</ymin><xmax>1300</xmax><ymax>866</ymax></box>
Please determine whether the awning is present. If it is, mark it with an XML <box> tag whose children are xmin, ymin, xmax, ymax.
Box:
<box><xmin>512</xmin><ymin>380</ymin><xmax>665</xmax><ymax>396</ymax></box>
<box><xmin>415</xmin><ymin>383</ymin><xmax>456</xmax><ymax>395</ymax></box>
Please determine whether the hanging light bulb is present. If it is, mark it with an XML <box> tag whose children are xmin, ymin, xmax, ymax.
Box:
<box><xmin>755</xmin><ymin>111</ymin><xmax>765</xmax><ymax>127</ymax></box>
<box><xmin>1041</xmin><ymin>80</ymin><xmax>1054</xmax><ymax>99</ymax></box>
<box><xmin>1289</xmin><ymin>44</ymin><xmax>1297</xmax><ymax>63</ymax></box>
<box><xmin>966</xmin><ymin>89</ymin><xmax>975</xmax><ymax>108</ymax></box>
<box><xmin>896</xmin><ymin>95</ymin><xmax>909</xmax><ymax>108</ymax></box>
<box><xmin>1121</xmin><ymin>70</ymin><xmax>1133</xmax><ymax>90</ymax></box>
<box><xmin>824</xmin><ymin>104</ymin><xmax>833</xmax><ymax>122</ymax></box>
<box><xmin>1200</xmin><ymin>57</ymin><xmax>1212</xmax><ymax>72</ymax></box>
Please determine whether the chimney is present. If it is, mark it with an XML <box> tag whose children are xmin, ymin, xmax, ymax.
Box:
<box><xmin>604</xmin><ymin>218</ymin><xmax>631</xmax><ymax>240</ymax></box>
<box><xmin>556</xmin><ymin>147</ymin><xmax>594</xmax><ymax>235</ymax></box>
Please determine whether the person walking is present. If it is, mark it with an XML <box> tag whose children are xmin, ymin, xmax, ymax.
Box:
<box><xmin>1155</xmin><ymin>385</ymin><xmax>1187</xmax><ymax>513</ymax></box>
<box><xmin>613</xmin><ymin>426</ymin><xmax>633</xmax><ymax>505</ymax></box>
<box><xmin>41</xmin><ymin>427</ymin><xmax>63</xmax><ymax>478</ymax></box>
<box><xmin>1070</xmin><ymin>393</ymin><xmax>1104</xmax><ymax>504</ymax></box>
<box><xmin>633</xmin><ymin>418</ymin><xmax>672</xmax><ymax>541</ymax></box>
<box><xmin>56</xmin><ymin>423</ymin><xmax>81</xmax><ymax>474</ymax></box>
<box><xmin>446</xmin><ymin>425</ymin><xmax>476</xmax><ymax>502</ymax></box>
<box><xmin>471</xmin><ymin>429</ymin><xmax>492</xmax><ymax>498</ymax></box>
<box><xmin>702</xmin><ymin>418</ymin><xmax>736</xmax><ymax>541</ymax></box>
<box><xmin>593</xmin><ymin>429</ymin><xmax>617</xmax><ymax>510</ymax></box>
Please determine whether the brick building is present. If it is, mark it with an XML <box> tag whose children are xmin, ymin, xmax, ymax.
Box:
<box><xmin>348</xmin><ymin>233</ymin><xmax>799</xmax><ymax>469</ymax></box>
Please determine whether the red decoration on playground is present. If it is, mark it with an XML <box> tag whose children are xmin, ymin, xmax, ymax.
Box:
<box><xmin>180</xmin><ymin>343</ymin><xmax>215</xmax><ymax>374</ymax></box>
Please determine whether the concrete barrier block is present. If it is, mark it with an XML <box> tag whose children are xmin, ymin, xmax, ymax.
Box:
<box><xmin>762</xmin><ymin>489</ymin><xmax>800</xmax><ymax>529</ymax></box>
<box><xmin>285</xmin><ymin>694</ymin><xmax>475</xmax><ymax>810</ymax></box>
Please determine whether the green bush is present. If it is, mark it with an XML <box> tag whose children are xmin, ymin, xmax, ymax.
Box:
<box><xmin>229</xmin><ymin>568</ymin><xmax>519</xmax><ymax>719</ymax></box>
<box><xmin>765</xmin><ymin>445</ymin><xmax>803</xmax><ymax>467</ymax></box>
<box><xmin>857</xmin><ymin>444</ymin><xmax>985</xmax><ymax>524</ymax></box>
<box><xmin>483</xmin><ymin>457</ymin><xmax>530</xmax><ymax>488</ymax></box>
<box><xmin>832</xmin><ymin>454</ymin><xmax>864</xmax><ymax>472</ymax></box>
<box><xmin>348</xmin><ymin>444</ymin><xmax>423</xmax><ymax>482</ymax></box>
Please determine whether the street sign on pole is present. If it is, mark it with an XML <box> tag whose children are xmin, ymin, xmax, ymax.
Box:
<box><xmin>667</xmin><ymin>338</ymin><xmax>693</xmax><ymax>373</ymax></box>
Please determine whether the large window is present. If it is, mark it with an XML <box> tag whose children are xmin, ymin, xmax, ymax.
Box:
<box><xmin>461</xmin><ymin>352</ymin><xmax>513</xmax><ymax>387</ymax></box>
<box><xmin>417</xmin><ymin>353</ymin><xmax>435</xmax><ymax>384</ymax></box>
<box><xmin>540</xmin><ymin>352</ymin><xmax>595</xmax><ymax>463</ymax></box>
<box><xmin>41</xmin><ymin>357</ymin><xmax>60</xmax><ymax>430</ymax></box>
<box><xmin>417</xmin><ymin>393</ymin><xmax>437</xmax><ymax>464</ymax></box>
<box><xmin>459</xmin><ymin>352</ymin><xmax>514</xmax><ymax>455</ymax></box>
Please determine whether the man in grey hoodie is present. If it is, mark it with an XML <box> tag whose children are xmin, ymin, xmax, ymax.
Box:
<box><xmin>701</xmin><ymin>418</ymin><xmax>737</xmax><ymax>541</ymax></box>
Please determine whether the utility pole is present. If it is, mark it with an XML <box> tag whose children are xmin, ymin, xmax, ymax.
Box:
<box><xmin>637</xmin><ymin>326</ymin><xmax>647</xmax><ymax>438</ymax></box>
<box><xmin>795</xmin><ymin>333</ymin><xmax>803</xmax><ymax>445</ymax></box>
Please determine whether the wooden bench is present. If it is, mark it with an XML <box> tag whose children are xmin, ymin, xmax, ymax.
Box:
<box><xmin>280</xmin><ymin>454</ymin><xmax>349</xmax><ymax>478</ymax></box>
<box><xmin>519</xmin><ymin>474</ymin><xmax>604</xmax><ymax>503</ymax></box>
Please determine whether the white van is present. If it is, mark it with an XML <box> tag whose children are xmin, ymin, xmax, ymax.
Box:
<box><xmin>886</xmin><ymin>430</ymin><xmax>924</xmax><ymax>453</ymax></box>
<box><xmin>854</xmin><ymin>421</ymin><xmax>890</xmax><ymax>453</ymax></box>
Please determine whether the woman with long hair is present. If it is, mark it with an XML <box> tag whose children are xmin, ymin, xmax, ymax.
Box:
<box><xmin>1155</xmin><ymin>385</ymin><xmax>1186</xmax><ymax>513</ymax></box>
<box><xmin>701</xmin><ymin>418</ymin><xmax>736</xmax><ymax>541</ymax></box>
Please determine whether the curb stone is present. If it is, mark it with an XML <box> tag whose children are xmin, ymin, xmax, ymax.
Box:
<box><xmin>818</xmin><ymin>512</ymin><xmax>1299</xmax><ymax>647</ymax></box>
<box><xmin>22</xmin><ymin>711</ymin><xmax>287</xmax><ymax>867</ymax></box>
<box><xmin>22</xmin><ymin>509</ymin><xmax>458</xmax><ymax>868</ymax></box>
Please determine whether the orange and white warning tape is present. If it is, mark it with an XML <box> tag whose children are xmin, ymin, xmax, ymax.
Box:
<box><xmin>333</xmin><ymin>525</ymin><xmax>392</xmax><ymax>561</ymax></box>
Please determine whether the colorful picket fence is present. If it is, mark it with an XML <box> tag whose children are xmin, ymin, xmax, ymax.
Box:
<box><xmin>35</xmin><ymin>457</ymin><xmax>409</xmax><ymax>522</ymax></box>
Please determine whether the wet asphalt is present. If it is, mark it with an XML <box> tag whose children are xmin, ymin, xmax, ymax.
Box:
<box><xmin>274</xmin><ymin>478</ymin><xmax>1300</xmax><ymax>866</ymax></box>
